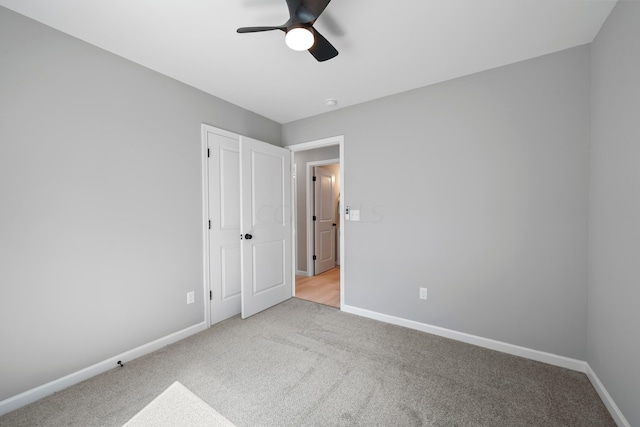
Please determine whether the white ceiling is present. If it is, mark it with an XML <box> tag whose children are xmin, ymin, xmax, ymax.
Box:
<box><xmin>0</xmin><ymin>0</ymin><xmax>616</xmax><ymax>124</ymax></box>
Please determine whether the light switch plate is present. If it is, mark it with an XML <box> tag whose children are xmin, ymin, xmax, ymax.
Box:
<box><xmin>351</xmin><ymin>210</ymin><xmax>360</xmax><ymax>221</ymax></box>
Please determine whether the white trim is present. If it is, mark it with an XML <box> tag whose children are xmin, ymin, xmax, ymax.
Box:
<box><xmin>586</xmin><ymin>364</ymin><xmax>631</xmax><ymax>427</ymax></box>
<box><xmin>341</xmin><ymin>304</ymin><xmax>587</xmax><ymax>372</ymax></box>
<box><xmin>338</xmin><ymin>141</ymin><xmax>344</xmax><ymax>309</ymax></box>
<box><xmin>306</xmin><ymin>158</ymin><xmax>340</xmax><ymax>278</ymax></box>
<box><xmin>0</xmin><ymin>322</ymin><xmax>208</xmax><ymax>417</ymax></box>
<box><xmin>291</xmin><ymin>158</ymin><xmax>297</xmax><ymax>296</ymax></box>
<box><xmin>287</xmin><ymin>136</ymin><xmax>345</xmax><ymax>310</ymax></box>
<box><xmin>201</xmin><ymin>125</ymin><xmax>211</xmax><ymax>328</ymax></box>
<box><xmin>296</xmin><ymin>270</ymin><xmax>308</xmax><ymax>276</ymax></box>
<box><xmin>286</xmin><ymin>136</ymin><xmax>342</xmax><ymax>152</ymax></box>
<box><xmin>342</xmin><ymin>303</ymin><xmax>630</xmax><ymax>423</ymax></box>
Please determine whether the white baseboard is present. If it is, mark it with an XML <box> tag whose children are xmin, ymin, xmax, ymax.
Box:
<box><xmin>341</xmin><ymin>304</ymin><xmax>587</xmax><ymax>371</ymax></box>
<box><xmin>0</xmin><ymin>321</ymin><xmax>208</xmax><ymax>417</ymax></box>
<box><xmin>2</xmin><ymin>307</ymin><xmax>630</xmax><ymax>427</ymax></box>
<box><xmin>341</xmin><ymin>304</ymin><xmax>632</xmax><ymax>425</ymax></box>
<box><xmin>296</xmin><ymin>269</ymin><xmax>308</xmax><ymax>276</ymax></box>
<box><xmin>585</xmin><ymin>364</ymin><xmax>631</xmax><ymax>427</ymax></box>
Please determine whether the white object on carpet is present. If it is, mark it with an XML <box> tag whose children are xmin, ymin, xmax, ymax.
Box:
<box><xmin>123</xmin><ymin>381</ymin><xmax>235</xmax><ymax>427</ymax></box>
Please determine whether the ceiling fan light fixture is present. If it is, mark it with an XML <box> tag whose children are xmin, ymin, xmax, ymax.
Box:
<box><xmin>237</xmin><ymin>0</ymin><xmax>338</xmax><ymax>62</ymax></box>
<box><xmin>285</xmin><ymin>27</ymin><xmax>314</xmax><ymax>51</ymax></box>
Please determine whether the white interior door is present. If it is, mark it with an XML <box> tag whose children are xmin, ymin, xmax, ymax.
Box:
<box><xmin>314</xmin><ymin>166</ymin><xmax>335</xmax><ymax>275</ymax></box>
<box><xmin>207</xmin><ymin>129</ymin><xmax>242</xmax><ymax>324</ymax></box>
<box><xmin>240</xmin><ymin>136</ymin><xmax>292</xmax><ymax>318</ymax></box>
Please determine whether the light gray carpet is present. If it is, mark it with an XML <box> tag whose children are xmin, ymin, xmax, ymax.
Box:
<box><xmin>0</xmin><ymin>298</ymin><xmax>615</xmax><ymax>426</ymax></box>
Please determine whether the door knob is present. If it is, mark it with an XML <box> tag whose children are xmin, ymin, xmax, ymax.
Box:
<box><xmin>244</xmin><ymin>233</ymin><xmax>253</xmax><ymax>240</ymax></box>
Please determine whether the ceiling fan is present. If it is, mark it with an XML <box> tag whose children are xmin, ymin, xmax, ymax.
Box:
<box><xmin>237</xmin><ymin>0</ymin><xmax>338</xmax><ymax>62</ymax></box>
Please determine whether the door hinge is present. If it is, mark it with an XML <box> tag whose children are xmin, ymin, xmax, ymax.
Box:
<box><xmin>313</xmin><ymin>215</ymin><xmax>316</xmax><ymax>221</ymax></box>
<box><xmin>312</xmin><ymin>176</ymin><xmax>316</xmax><ymax>181</ymax></box>
<box><xmin>208</xmin><ymin>220</ymin><xmax>211</xmax><ymax>230</ymax></box>
<box><xmin>207</xmin><ymin>148</ymin><xmax>210</xmax><ymax>158</ymax></box>
<box><xmin>209</xmin><ymin>290</ymin><xmax>212</xmax><ymax>300</ymax></box>
<box><xmin>313</xmin><ymin>255</ymin><xmax>317</xmax><ymax>261</ymax></box>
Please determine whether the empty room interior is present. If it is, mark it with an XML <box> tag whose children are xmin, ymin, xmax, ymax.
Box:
<box><xmin>0</xmin><ymin>1</ymin><xmax>639</xmax><ymax>426</ymax></box>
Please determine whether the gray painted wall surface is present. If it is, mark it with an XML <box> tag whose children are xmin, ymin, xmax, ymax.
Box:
<box><xmin>0</xmin><ymin>7</ymin><xmax>280</xmax><ymax>401</ymax></box>
<box><xmin>589</xmin><ymin>2</ymin><xmax>640</xmax><ymax>425</ymax></box>
<box><xmin>284</xmin><ymin>46</ymin><xmax>591</xmax><ymax>359</ymax></box>
<box><xmin>293</xmin><ymin>146</ymin><xmax>340</xmax><ymax>272</ymax></box>
<box><xmin>4</xmin><ymin>3</ymin><xmax>636</xmax><ymax>422</ymax></box>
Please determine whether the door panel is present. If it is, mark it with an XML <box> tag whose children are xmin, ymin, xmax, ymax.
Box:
<box><xmin>253</xmin><ymin>240</ymin><xmax>285</xmax><ymax>294</ymax></box>
<box><xmin>219</xmin><ymin>148</ymin><xmax>240</xmax><ymax>230</ymax></box>
<box><xmin>221</xmin><ymin>245</ymin><xmax>241</xmax><ymax>300</ymax></box>
<box><xmin>319</xmin><ymin>229</ymin><xmax>333</xmax><ymax>260</ymax></box>
<box><xmin>207</xmin><ymin>130</ymin><xmax>241</xmax><ymax>324</ymax></box>
<box><xmin>252</xmin><ymin>151</ymin><xmax>285</xmax><ymax>227</ymax></box>
<box><xmin>314</xmin><ymin>166</ymin><xmax>335</xmax><ymax>274</ymax></box>
<box><xmin>240</xmin><ymin>136</ymin><xmax>292</xmax><ymax>318</ymax></box>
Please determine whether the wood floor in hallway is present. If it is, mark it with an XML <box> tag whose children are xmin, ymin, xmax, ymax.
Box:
<box><xmin>295</xmin><ymin>267</ymin><xmax>340</xmax><ymax>308</ymax></box>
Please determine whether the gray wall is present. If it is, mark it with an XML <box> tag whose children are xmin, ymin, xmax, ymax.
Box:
<box><xmin>293</xmin><ymin>146</ymin><xmax>340</xmax><ymax>273</ymax></box>
<box><xmin>3</xmin><ymin>3</ymin><xmax>637</xmax><ymax>422</ymax></box>
<box><xmin>589</xmin><ymin>2</ymin><xmax>640</xmax><ymax>425</ymax></box>
<box><xmin>0</xmin><ymin>7</ymin><xmax>280</xmax><ymax>401</ymax></box>
<box><xmin>284</xmin><ymin>45</ymin><xmax>591</xmax><ymax>360</ymax></box>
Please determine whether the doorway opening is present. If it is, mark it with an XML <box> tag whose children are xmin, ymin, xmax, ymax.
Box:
<box><xmin>287</xmin><ymin>136</ymin><xmax>344</xmax><ymax>309</ymax></box>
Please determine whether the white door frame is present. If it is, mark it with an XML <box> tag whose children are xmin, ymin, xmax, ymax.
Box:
<box><xmin>287</xmin><ymin>136</ymin><xmax>345</xmax><ymax>310</ymax></box>
<box><xmin>201</xmin><ymin>125</ymin><xmax>210</xmax><ymax>327</ymax></box>
<box><xmin>306</xmin><ymin>158</ymin><xmax>339</xmax><ymax>277</ymax></box>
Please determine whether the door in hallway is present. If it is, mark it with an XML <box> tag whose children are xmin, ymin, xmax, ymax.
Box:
<box><xmin>313</xmin><ymin>166</ymin><xmax>335</xmax><ymax>275</ymax></box>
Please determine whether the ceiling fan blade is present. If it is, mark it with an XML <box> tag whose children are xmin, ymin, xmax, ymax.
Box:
<box><xmin>308</xmin><ymin>28</ymin><xmax>338</xmax><ymax>62</ymax></box>
<box><xmin>237</xmin><ymin>26</ymin><xmax>285</xmax><ymax>34</ymax></box>
<box><xmin>285</xmin><ymin>0</ymin><xmax>303</xmax><ymax>23</ymax></box>
<box><xmin>300</xmin><ymin>0</ymin><xmax>331</xmax><ymax>21</ymax></box>
<box><xmin>286</xmin><ymin>0</ymin><xmax>330</xmax><ymax>24</ymax></box>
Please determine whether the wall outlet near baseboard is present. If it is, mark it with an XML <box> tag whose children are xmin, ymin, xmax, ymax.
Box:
<box><xmin>419</xmin><ymin>287</ymin><xmax>428</xmax><ymax>300</ymax></box>
<box><xmin>187</xmin><ymin>291</ymin><xmax>195</xmax><ymax>304</ymax></box>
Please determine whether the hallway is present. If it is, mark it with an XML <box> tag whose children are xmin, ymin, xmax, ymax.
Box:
<box><xmin>295</xmin><ymin>267</ymin><xmax>340</xmax><ymax>308</ymax></box>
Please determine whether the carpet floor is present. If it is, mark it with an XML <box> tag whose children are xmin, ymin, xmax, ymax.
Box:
<box><xmin>0</xmin><ymin>298</ymin><xmax>615</xmax><ymax>426</ymax></box>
